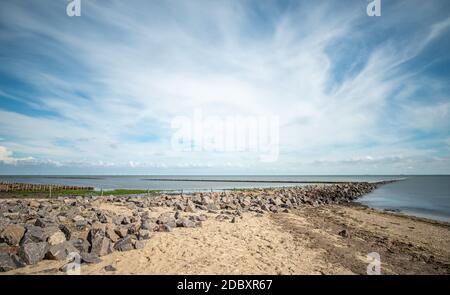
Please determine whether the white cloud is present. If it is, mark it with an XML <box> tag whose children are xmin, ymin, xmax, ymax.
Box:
<box><xmin>0</xmin><ymin>0</ymin><xmax>448</xmax><ymax>174</ymax></box>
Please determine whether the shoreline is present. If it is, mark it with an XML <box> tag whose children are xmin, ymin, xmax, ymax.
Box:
<box><xmin>1</xmin><ymin>182</ymin><xmax>449</xmax><ymax>274</ymax></box>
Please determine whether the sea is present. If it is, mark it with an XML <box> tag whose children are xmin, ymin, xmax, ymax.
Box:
<box><xmin>0</xmin><ymin>175</ymin><xmax>448</xmax><ymax>222</ymax></box>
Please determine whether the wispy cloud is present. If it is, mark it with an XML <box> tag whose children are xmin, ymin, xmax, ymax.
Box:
<box><xmin>0</xmin><ymin>0</ymin><xmax>449</xmax><ymax>174</ymax></box>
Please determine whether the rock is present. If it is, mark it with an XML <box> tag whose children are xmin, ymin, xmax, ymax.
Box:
<box><xmin>28</xmin><ymin>200</ymin><xmax>40</xmax><ymax>209</ymax></box>
<box><xmin>19</xmin><ymin>242</ymin><xmax>48</xmax><ymax>265</ymax></box>
<box><xmin>137</xmin><ymin>229</ymin><xmax>151</xmax><ymax>240</ymax></box>
<box><xmin>97</xmin><ymin>212</ymin><xmax>112</xmax><ymax>224</ymax></box>
<box><xmin>75</xmin><ymin>220</ymin><xmax>88</xmax><ymax>230</ymax></box>
<box><xmin>338</xmin><ymin>229</ymin><xmax>349</xmax><ymax>238</ymax></box>
<box><xmin>140</xmin><ymin>221</ymin><xmax>156</xmax><ymax>231</ymax></box>
<box><xmin>20</xmin><ymin>226</ymin><xmax>46</xmax><ymax>244</ymax></box>
<box><xmin>196</xmin><ymin>215</ymin><xmax>207</xmax><ymax>222</ymax></box>
<box><xmin>207</xmin><ymin>203</ymin><xmax>219</xmax><ymax>211</ymax></box>
<box><xmin>59</xmin><ymin>224</ymin><xmax>72</xmax><ymax>240</ymax></box>
<box><xmin>121</xmin><ymin>216</ymin><xmax>131</xmax><ymax>225</ymax></box>
<box><xmin>114</xmin><ymin>227</ymin><xmax>128</xmax><ymax>239</ymax></box>
<box><xmin>90</xmin><ymin>236</ymin><xmax>113</xmax><ymax>257</ymax></box>
<box><xmin>0</xmin><ymin>253</ymin><xmax>25</xmax><ymax>272</ymax></box>
<box><xmin>1</xmin><ymin>224</ymin><xmax>25</xmax><ymax>246</ymax></box>
<box><xmin>81</xmin><ymin>252</ymin><xmax>102</xmax><ymax>264</ymax></box>
<box><xmin>72</xmin><ymin>215</ymin><xmax>85</xmax><ymax>223</ymax></box>
<box><xmin>215</xmin><ymin>214</ymin><xmax>229</xmax><ymax>222</ymax></box>
<box><xmin>114</xmin><ymin>236</ymin><xmax>134</xmax><ymax>252</ymax></box>
<box><xmin>46</xmin><ymin>242</ymin><xmax>78</xmax><ymax>260</ymax></box>
<box><xmin>104</xmin><ymin>265</ymin><xmax>117</xmax><ymax>272</ymax></box>
<box><xmin>47</xmin><ymin>230</ymin><xmax>67</xmax><ymax>246</ymax></box>
<box><xmin>230</xmin><ymin>217</ymin><xmax>237</xmax><ymax>223</ymax></box>
<box><xmin>112</xmin><ymin>216</ymin><xmax>124</xmax><ymax>226</ymax></box>
<box><xmin>156</xmin><ymin>224</ymin><xmax>172</xmax><ymax>232</ymax></box>
<box><xmin>126</xmin><ymin>223</ymin><xmax>140</xmax><ymax>235</ymax></box>
<box><xmin>105</xmin><ymin>227</ymin><xmax>120</xmax><ymax>242</ymax></box>
<box><xmin>156</xmin><ymin>213</ymin><xmax>177</xmax><ymax>228</ymax></box>
<box><xmin>35</xmin><ymin>217</ymin><xmax>56</xmax><ymax>228</ymax></box>
<box><xmin>185</xmin><ymin>201</ymin><xmax>196</xmax><ymax>213</ymax></box>
<box><xmin>87</xmin><ymin>227</ymin><xmax>113</xmax><ymax>257</ymax></box>
<box><xmin>176</xmin><ymin>218</ymin><xmax>196</xmax><ymax>228</ymax></box>
<box><xmin>70</xmin><ymin>238</ymin><xmax>90</xmax><ymax>253</ymax></box>
<box><xmin>134</xmin><ymin>240</ymin><xmax>146</xmax><ymax>249</ymax></box>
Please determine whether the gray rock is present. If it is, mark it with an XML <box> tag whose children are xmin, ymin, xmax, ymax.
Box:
<box><xmin>157</xmin><ymin>224</ymin><xmax>172</xmax><ymax>232</ymax></box>
<box><xmin>81</xmin><ymin>252</ymin><xmax>102</xmax><ymax>264</ymax></box>
<box><xmin>176</xmin><ymin>218</ymin><xmax>196</xmax><ymax>228</ymax></box>
<box><xmin>87</xmin><ymin>227</ymin><xmax>113</xmax><ymax>257</ymax></box>
<box><xmin>59</xmin><ymin>224</ymin><xmax>72</xmax><ymax>240</ymax></box>
<box><xmin>20</xmin><ymin>226</ymin><xmax>46</xmax><ymax>244</ymax></box>
<box><xmin>70</xmin><ymin>238</ymin><xmax>90</xmax><ymax>253</ymax></box>
<box><xmin>104</xmin><ymin>264</ymin><xmax>117</xmax><ymax>272</ymax></box>
<box><xmin>19</xmin><ymin>242</ymin><xmax>48</xmax><ymax>265</ymax></box>
<box><xmin>46</xmin><ymin>242</ymin><xmax>79</xmax><ymax>260</ymax></box>
<box><xmin>137</xmin><ymin>229</ymin><xmax>151</xmax><ymax>240</ymax></box>
<box><xmin>114</xmin><ymin>236</ymin><xmax>134</xmax><ymax>252</ymax></box>
<box><xmin>156</xmin><ymin>213</ymin><xmax>177</xmax><ymax>228</ymax></box>
<box><xmin>134</xmin><ymin>240</ymin><xmax>146</xmax><ymax>250</ymax></box>
<box><xmin>0</xmin><ymin>253</ymin><xmax>25</xmax><ymax>272</ymax></box>
<box><xmin>75</xmin><ymin>220</ymin><xmax>88</xmax><ymax>230</ymax></box>
<box><xmin>34</xmin><ymin>217</ymin><xmax>56</xmax><ymax>228</ymax></box>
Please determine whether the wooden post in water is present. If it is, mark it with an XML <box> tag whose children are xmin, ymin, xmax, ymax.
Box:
<box><xmin>49</xmin><ymin>186</ymin><xmax>52</xmax><ymax>198</ymax></box>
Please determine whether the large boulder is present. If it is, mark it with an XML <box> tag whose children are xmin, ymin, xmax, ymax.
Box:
<box><xmin>19</xmin><ymin>242</ymin><xmax>48</xmax><ymax>265</ymax></box>
<box><xmin>1</xmin><ymin>224</ymin><xmax>25</xmax><ymax>246</ymax></box>
<box><xmin>20</xmin><ymin>225</ymin><xmax>46</xmax><ymax>244</ymax></box>
<box><xmin>114</xmin><ymin>236</ymin><xmax>134</xmax><ymax>252</ymax></box>
<box><xmin>59</xmin><ymin>224</ymin><xmax>72</xmax><ymax>240</ymax></box>
<box><xmin>81</xmin><ymin>252</ymin><xmax>102</xmax><ymax>264</ymax></box>
<box><xmin>156</xmin><ymin>213</ymin><xmax>177</xmax><ymax>228</ymax></box>
<box><xmin>0</xmin><ymin>253</ymin><xmax>26</xmax><ymax>272</ymax></box>
<box><xmin>47</xmin><ymin>230</ymin><xmax>67</xmax><ymax>246</ymax></box>
<box><xmin>70</xmin><ymin>238</ymin><xmax>90</xmax><ymax>253</ymax></box>
<box><xmin>35</xmin><ymin>217</ymin><xmax>56</xmax><ymax>228</ymax></box>
<box><xmin>105</xmin><ymin>226</ymin><xmax>120</xmax><ymax>242</ymax></box>
<box><xmin>46</xmin><ymin>242</ymin><xmax>79</xmax><ymax>260</ymax></box>
<box><xmin>87</xmin><ymin>226</ymin><xmax>113</xmax><ymax>257</ymax></box>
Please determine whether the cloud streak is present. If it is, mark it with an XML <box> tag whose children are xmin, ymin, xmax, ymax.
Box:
<box><xmin>0</xmin><ymin>0</ymin><xmax>449</xmax><ymax>174</ymax></box>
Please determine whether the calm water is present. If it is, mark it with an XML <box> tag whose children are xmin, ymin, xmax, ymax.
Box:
<box><xmin>0</xmin><ymin>175</ymin><xmax>448</xmax><ymax>222</ymax></box>
<box><xmin>358</xmin><ymin>176</ymin><xmax>450</xmax><ymax>222</ymax></box>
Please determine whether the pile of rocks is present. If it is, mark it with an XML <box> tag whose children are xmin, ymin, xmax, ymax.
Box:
<box><xmin>0</xmin><ymin>181</ymin><xmax>391</xmax><ymax>272</ymax></box>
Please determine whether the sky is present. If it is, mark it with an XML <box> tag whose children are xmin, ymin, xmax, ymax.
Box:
<box><xmin>0</xmin><ymin>0</ymin><xmax>449</xmax><ymax>175</ymax></box>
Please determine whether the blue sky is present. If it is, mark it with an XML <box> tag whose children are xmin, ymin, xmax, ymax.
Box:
<box><xmin>0</xmin><ymin>0</ymin><xmax>449</xmax><ymax>175</ymax></box>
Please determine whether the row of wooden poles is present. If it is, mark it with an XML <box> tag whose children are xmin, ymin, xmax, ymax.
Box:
<box><xmin>0</xmin><ymin>182</ymin><xmax>94</xmax><ymax>192</ymax></box>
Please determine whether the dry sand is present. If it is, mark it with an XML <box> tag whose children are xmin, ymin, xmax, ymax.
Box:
<box><xmin>5</xmin><ymin>202</ymin><xmax>450</xmax><ymax>275</ymax></box>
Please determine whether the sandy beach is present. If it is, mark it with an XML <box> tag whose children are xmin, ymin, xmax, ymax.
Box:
<box><xmin>3</xmin><ymin>196</ymin><xmax>449</xmax><ymax>275</ymax></box>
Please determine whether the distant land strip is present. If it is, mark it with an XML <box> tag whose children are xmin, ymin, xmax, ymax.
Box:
<box><xmin>142</xmin><ymin>178</ymin><xmax>403</xmax><ymax>184</ymax></box>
